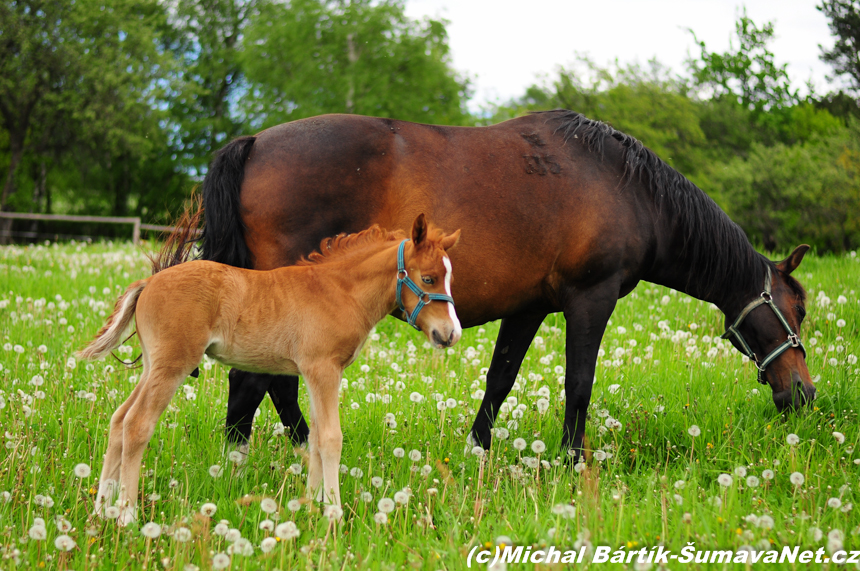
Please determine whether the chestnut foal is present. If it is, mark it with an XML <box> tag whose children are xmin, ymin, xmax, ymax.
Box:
<box><xmin>78</xmin><ymin>214</ymin><xmax>461</xmax><ymax>525</ymax></box>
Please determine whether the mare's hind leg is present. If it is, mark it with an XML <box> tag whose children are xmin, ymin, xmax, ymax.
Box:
<box><xmin>225</xmin><ymin>371</ymin><xmax>309</xmax><ymax>455</ymax></box>
<box><xmin>469</xmin><ymin>313</ymin><xmax>546</xmax><ymax>449</ymax></box>
<box><xmin>115</xmin><ymin>364</ymin><xmax>197</xmax><ymax>526</ymax></box>
<box><xmin>561</xmin><ymin>283</ymin><xmax>619</xmax><ymax>461</ymax></box>
<box><xmin>95</xmin><ymin>370</ymin><xmax>149</xmax><ymax>516</ymax></box>
<box><xmin>226</xmin><ymin>370</ymin><xmax>271</xmax><ymax>459</ymax></box>
<box><xmin>268</xmin><ymin>375</ymin><xmax>309</xmax><ymax>445</ymax></box>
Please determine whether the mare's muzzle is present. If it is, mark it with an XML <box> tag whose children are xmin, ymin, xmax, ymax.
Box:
<box><xmin>722</xmin><ymin>267</ymin><xmax>807</xmax><ymax>388</ymax></box>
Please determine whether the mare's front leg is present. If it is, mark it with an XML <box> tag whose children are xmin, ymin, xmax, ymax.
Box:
<box><xmin>562</xmin><ymin>284</ymin><xmax>619</xmax><ymax>461</ymax></box>
<box><xmin>302</xmin><ymin>362</ymin><xmax>343</xmax><ymax>507</ymax></box>
<box><xmin>469</xmin><ymin>313</ymin><xmax>546</xmax><ymax>449</ymax></box>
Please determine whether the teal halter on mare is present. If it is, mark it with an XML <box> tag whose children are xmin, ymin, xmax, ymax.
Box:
<box><xmin>722</xmin><ymin>267</ymin><xmax>806</xmax><ymax>385</ymax></box>
<box><xmin>396</xmin><ymin>239</ymin><xmax>454</xmax><ymax>330</ymax></box>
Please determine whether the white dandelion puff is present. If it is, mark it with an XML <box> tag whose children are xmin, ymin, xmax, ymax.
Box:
<box><xmin>200</xmin><ymin>503</ymin><xmax>217</xmax><ymax>517</ymax></box>
<box><xmin>260</xmin><ymin>498</ymin><xmax>278</xmax><ymax>514</ymax></box>
<box><xmin>378</xmin><ymin>498</ymin><xmax>395</xmax><ymax>513</ymax></box>
<box><xmin>73</xmin><ymin>463</ymin><xmax>91</xmax><ymax>478</ymax></box>
<box><xmin>141</xmin><ymin>522</ymin><xmax>162</xmax><ymax>539</ymax></box>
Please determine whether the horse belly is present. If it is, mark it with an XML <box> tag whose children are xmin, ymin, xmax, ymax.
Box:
<box><xmin>205</xmin><ymin>339</ymin><xmax>300</xmax><ymax>376</ymax></box>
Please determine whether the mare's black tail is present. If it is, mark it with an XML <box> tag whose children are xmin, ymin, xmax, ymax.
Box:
<box><xmin>200</xmin><ymin>136</ymin><xmax>257</xmax><ymax>268</ymax></box>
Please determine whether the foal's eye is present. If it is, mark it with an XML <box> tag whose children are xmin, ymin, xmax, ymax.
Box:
<box><xmin>422</xmin><ymin>276</ymin><xmax>434</xmax><ymax>285</ymax></box>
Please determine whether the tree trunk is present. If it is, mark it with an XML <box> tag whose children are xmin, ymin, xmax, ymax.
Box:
<box><xmin>0</xmin><ymin>142</ymin><xmax>25</xmax><ymax>244</ymax></box>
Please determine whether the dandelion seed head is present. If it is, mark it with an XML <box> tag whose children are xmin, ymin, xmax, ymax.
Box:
<box><xmin>260</xmin><ymin>498</ymin><xmax>278</xmax><ymax>514</ymax></box>
<box><xmin>141</xmin><ymin>522</ymin><xmax>162</xmax><ymax>538</ymax></box>
<box><xmin>378</xmin><ymin>498</ymin><xmax>395</xmax><ymax>513</ymax></box>
<box><xmin>54</xmin><ymin>534</ymin><xmax>76</xmax><ymax>552</ymax></box>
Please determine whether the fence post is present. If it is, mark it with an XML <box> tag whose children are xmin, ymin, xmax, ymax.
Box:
<box><xmin>132</xmin><ymin>218</ymin><xmax>141</xmax><ymax>245</ymax></box>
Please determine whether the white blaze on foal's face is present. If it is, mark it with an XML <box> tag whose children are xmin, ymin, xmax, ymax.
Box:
<box><xmin>442</xmin><ymin>256</ymin><xmax>462</xmax><ymax>342</ymax></box>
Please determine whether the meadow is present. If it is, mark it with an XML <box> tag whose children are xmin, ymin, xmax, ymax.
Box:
<box><xmin>0</xmin><ymin>240</ymin><xmax>858</xmax><ymax>570</ymax></box>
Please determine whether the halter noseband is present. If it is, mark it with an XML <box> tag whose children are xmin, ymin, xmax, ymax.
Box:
<box><xmin>721</xmin><ymin>267</ymin><xmax>805</xmax><ymax>385</ymax></box>
<box><xmin>396</xmin><ymin>239</ymin><xmax>454</xmax><ymax>330</ymax></box>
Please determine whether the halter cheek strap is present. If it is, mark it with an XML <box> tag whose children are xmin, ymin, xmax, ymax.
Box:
<box><xmin>396</xmin><ymin>239</ymin><xmax>454</xmax><ymax>330</ymax></box>
<box><xmin>721</xmin><ymin>267</ymin><xmax>805</xmax><ymax>385</ymax></box>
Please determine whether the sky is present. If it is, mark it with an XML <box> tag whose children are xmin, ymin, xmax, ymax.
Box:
<box><xmin>403</xmin><ymin>0</ymin><xmax>840</xmax><ymax>111</ymax></box>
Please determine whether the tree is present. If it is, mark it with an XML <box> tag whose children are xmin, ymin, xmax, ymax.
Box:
<box><xmin>819</xmin><ymin>0</ymin><xmax>860</xmax><ymax>92</ymax></box>
<box><xmin>163</xmin><ymin>0</ymin><xmax>264</xmax><ymax>171</ymax></box>
<box><xmin>710</xmin><ymin>126</ymin><xmax>860</xmax><ymax>251</ymax></box>
<box><xmin>241</xmin><ymin>0</ymin><xmax>471</xmax><ymax>128</ymax></box>
<box><xmin>0</xmin><ymin>0</ymin><xmax>175</xmax><ymax>230</ymax></box>
<box><xmin>687</xmin><ymin>11</ymin><xmax>798</xmax><ymax>115</ymax></box>
<box><xmin>487</xmin><ymin>58</ymin><xmax>708</xmax><ymax>181</ymax></box>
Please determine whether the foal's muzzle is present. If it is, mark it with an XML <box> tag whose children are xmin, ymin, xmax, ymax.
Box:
<box><xmin>432</xmin><ymin>328</ymin><xmax>459</xmax><ymax>348</ymax></box>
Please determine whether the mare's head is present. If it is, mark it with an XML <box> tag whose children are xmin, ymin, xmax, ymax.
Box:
<box><xmin>723</xmin><ymin>245</ymin><xmax>814</xmax><ymax>411</ymax></box>
<box><xmin>399</xmin><ymin>214</ymin><xmax>462</xmax><ymax>348</ymax></box>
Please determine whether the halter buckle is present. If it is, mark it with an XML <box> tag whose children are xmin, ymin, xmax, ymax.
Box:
<box><xmin>760</xmin><ymin>291</ymin><xmax>772</xmax><ymax>302</ymax></box>
<box><xmin>788</xmin><ymin>333</ymin><xmax>800</xmax><ymax>348</ymax></box>
<box><xmin>397</xmin><ymin>268</ymin><xmax>408</xmax><ymax>279</ymax></box>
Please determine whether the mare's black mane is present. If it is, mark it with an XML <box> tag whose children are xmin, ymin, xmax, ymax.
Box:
<box><xmin>536</xmin><ymin>109</ymin><xmax>791</xmax><ymax>303</ymax></box>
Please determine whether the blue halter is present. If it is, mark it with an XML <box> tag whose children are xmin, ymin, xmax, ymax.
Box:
<box><xmin>396</xmin><ymin>239</ymin><xmax>454</xmax><ymax>330</ymax></box>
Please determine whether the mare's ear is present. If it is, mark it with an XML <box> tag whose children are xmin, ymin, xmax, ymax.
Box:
<box><xmin>776</xmin><ymin>244</ymin><xmax>810</xmax><ymax>275</ymax></box>
<box><xmin>441</xmin><ymin>229</ymin><xmax>461</xmax><ymax>251</ymax></box>
<box><xmin>411</xmin><ymin>213</ymin><xmax>428</xmax><ymax>246</ymax></box>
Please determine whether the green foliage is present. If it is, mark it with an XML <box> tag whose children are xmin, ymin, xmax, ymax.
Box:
<box><xmin>0</xmin><ymin>0</ymin><xmax>188</xmax><ymax>226</ymax></box>
<box><xmin>819</xmin><ymin>0</ymin><xmax>860</xmax><ymax>92</ymax></box>
<box><xmin>710</xmin><ymin>126</ymin><xmax>860</xmax><ymax>251</ymax></box>
<box><xmin>164</xmin><ymin>0</ymin><xmax>264</xmax><ymax>171</ymax></box>
<box><xmin>241</xmin><ymin>0</ymin><xmax>472</xmax><ymax>128</ymax></box>
<box><xmin>687</xmin><ymin>11</ymin><xmax>798</xmax><ymax>115</ymax></box>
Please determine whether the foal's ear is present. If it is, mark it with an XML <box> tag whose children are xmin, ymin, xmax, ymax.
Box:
<box><xmin>411</xmin><ymin>213</ymin><xmax>428</xmax><ymax>246</ymax></box>
<box><xmin>441</xmin><ymin>229</ymin><xmax>461</xmax><ymax>251</ymax></box>
<box><xmin>776</xmin><ymin>244</ymin><xmax>810</xmax><ymax>275</ymax></box>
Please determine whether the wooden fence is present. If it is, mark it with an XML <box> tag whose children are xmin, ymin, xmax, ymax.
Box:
<box><xmin>0</xmin><ymin>212</ymin><xmax>195</xmax><ymax>245</ymax></box>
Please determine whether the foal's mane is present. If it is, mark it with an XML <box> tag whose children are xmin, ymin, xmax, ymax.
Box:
<box><xmin>297</xmin><ymin>225</ymin><xmax>406</xmax><ymax>266</ymax></box>
<box><xmin>536</xmin><ymin>109</ymin><xmax>797</xmax><ymax>301</ymax></box>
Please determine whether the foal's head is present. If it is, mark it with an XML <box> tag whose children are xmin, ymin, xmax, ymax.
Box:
<box><xmin>400</xmin><ymin>214</ymin><xmax>462</xmax><ymax>348</ymax></box>
<box><xmin>722</xmin><ymin>245</ymin><xmax>815</xmax><ymax>411</ymax></box>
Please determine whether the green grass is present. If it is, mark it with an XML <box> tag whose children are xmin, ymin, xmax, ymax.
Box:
<box><xmin>0</xmin><ymin>240</ymin><xmax>858</xmax><ymax>570</ymax></box>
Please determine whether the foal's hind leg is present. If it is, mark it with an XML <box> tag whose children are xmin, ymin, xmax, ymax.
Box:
<box><xmin>95</xmin><ymin>370</ymin><xmax>149</xmax><ymax>516</ymax></box>
<box><xmin>115</xmin><ymin>364</ymin><xmax>196</xmax><ymax>526</ymax></box>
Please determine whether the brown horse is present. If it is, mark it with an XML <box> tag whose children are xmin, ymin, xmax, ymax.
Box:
<box><xmin>78</xmin><ymin>215</ymin><xmax>461</xmax><ymax>525</ymax></box>
<box><xmin>200</xmin><ymin>110</ymin><xmax>814</xmax><ymax>460</ymax></box>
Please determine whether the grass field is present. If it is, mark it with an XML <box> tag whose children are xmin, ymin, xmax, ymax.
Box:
<box><xmin>0</xmin><ymin>240</ymin><xmax>858</xmax><ymax>570</ymax></box>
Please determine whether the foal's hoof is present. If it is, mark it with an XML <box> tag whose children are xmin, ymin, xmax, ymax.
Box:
<box><xmin>117</xmin><ymin>507</ymin><xmax>138</xmax><ymax>527</ymax></box>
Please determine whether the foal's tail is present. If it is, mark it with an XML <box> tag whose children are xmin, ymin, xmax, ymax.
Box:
<box><xmin>149</xmin><ymin>198</ymin><xmax>204</xmax><ymax>274</ymax></box>
<box><xmin>199</xmin><ymin>136</ymin><xmax>256</xmax><ymax>269</ymax></box>
<box><xmin>76</xmin><ymin>280</ymin><xmax>148</xmax><ymax>361</ymax></box>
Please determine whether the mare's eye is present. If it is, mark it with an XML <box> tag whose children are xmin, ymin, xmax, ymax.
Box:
<box><xmin>795</xmin><ymin>305</ymin><xmax>806</xmax><ymax>320</ymax></box>
<box><xmin>422</xmin><ymin>276</ymin><xmax>434</xmax><ymax>285</ymax></box>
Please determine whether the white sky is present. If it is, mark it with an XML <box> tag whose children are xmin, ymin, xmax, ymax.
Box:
<box><xmin>403</xmin><ymin>0</ymin><xmax>841</xmax><ymax>111</ymax></box>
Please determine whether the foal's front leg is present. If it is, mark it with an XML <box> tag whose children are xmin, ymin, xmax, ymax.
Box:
<box><xmin>302</xmin><ymin>362</ymin><xmax>344</xmax><ymax>507</ymax></box>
